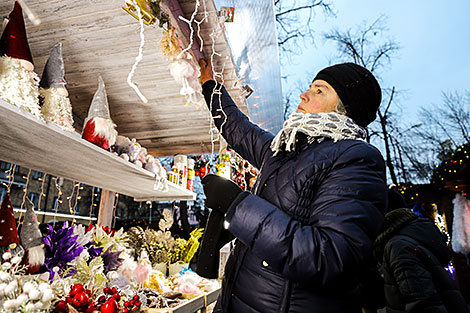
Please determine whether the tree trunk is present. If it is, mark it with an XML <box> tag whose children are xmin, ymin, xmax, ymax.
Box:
<box><xmin>378</xmin><ymin>110</ymin><xmax>397</xmax><ymax>184</ymax></box>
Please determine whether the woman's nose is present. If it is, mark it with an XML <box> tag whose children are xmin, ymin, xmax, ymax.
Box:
<box><xmin>300</xmin><ymin>91</ymin><xmax>308</xmax><ymax>102</ymax></box>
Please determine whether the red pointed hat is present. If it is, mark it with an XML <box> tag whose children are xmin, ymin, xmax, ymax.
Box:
<box><xmin>0</xmin><ymin>1</ymin><xmax>34</xmax><ymax>64</ymax></box>
<box><xmin>0</xmin><ymin>193</ymin><xmax>21</xmax><ymax>246</ymax></box>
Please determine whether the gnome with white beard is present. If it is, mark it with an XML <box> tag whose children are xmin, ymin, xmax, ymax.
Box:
<box><xmin>39</xmin><ymin>42</ymin><xmax>75</xmax><ymax>132</ymax></box>
<box><xmin>81</xmin><ymin>76</ymin><xmax>118</xmax><ymax>150</ymax></box>
<box><xmin>19</xmin><ymin>200</ymin><xmax>45</xmax><ymax>274</ymax></box>
<box><xmin>0</xmin><ymin>1</ymin><xmax>41</xmax><ymax>119</ymax></box>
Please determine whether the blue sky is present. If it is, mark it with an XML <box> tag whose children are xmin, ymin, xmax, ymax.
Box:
<box><xmin>282</xmin><ymin>0</ymin><xmax>470</xmax><ymax>121</ymax></box>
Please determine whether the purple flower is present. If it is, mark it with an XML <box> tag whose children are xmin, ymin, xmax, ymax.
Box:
<box><xmin>43</xmin><ymin>223</ymin><xmax>84</xmax><ymax>281</ymax></box>
<box><xmin>102</xmin><ymin>246</ymin><xmax>123</xmax><ymax>274</ymax></box>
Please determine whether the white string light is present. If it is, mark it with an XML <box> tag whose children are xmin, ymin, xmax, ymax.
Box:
<box><xmin>68</xmin><ymin>181</ymin><xmax>76</xmax><ymax>214</ymax></box>
<box><xmin>89</xmin><ymin>186</ymin><xmax>96</xmax><ymax>221</ymax></box>
<box><xmin>207</xmin><ymin>1</ymin><xmax>229</xmax><ymax>164</ymax></box>
<box><xmin>52</xmin><ymin>177</ymin><xmax>63</xmax><ymax>226</ymax></box>
<box><xmin>177</xmin><ymin>0</ymin><xmax>201</xmax><ymax>60</ymax></box>
<box><xmin>127</xmin><ymin>0</ymin><xmax>149</xmax><ymax>104</ymax></box>
<box><xmin>2</xmin><ymin>164</ymin><xmax>17</xmax><ymax>193</ymax></box>
<box><xmin>18</xmin><ymin>168</ymin><xmax>32</xmax><ymax>223</ymax></box>
<box><xmin>111</xmin><ymin>193</ymin><xmax>120</xmax><ymax>229</ymax></box>
<box><xmin>37</xmin><ymin>173</ymin><xmax>47</xmax><ymax>212</ymax></box>
<box><xmin>71</xmin><ymin>182</ymin><xmax>81</xmax><ymax>225</ymax></box>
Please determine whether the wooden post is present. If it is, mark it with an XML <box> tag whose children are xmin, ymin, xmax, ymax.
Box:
<box><xmin>97</xmin><ymin>189</ymin><xmax>115</xmax><ymax>228</ymax></box>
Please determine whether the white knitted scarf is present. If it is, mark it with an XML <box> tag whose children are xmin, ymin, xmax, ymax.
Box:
<box><xmin>271</xmin><ymin>111</ymin><xmax>367</xmax><ymax>155</ymax></box>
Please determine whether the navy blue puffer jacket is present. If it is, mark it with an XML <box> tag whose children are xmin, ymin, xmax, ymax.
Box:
<box><xmin>202</xmin><ymin>81</ymin><xmax>387</xmax><ymax>313</ymax></box>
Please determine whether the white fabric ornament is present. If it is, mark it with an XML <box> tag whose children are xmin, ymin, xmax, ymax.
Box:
<box><xmin>451</xmin><ymin>194</ymin><xmax>470</xmax><ymax>254</ymax></box>
<box><xmin>169</xmin><ymin>58</ymin><xmax>204</xmax><ymax>108</ymax></box>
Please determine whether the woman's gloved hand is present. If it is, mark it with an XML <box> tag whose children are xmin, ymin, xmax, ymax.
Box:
<box><xmin>202</xmin><ymin>174</ymin><xmax>242</xmax><ymax>214</ymax></box>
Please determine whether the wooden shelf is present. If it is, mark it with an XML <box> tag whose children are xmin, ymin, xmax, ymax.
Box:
<box><xmin>0</xmin><ymin>99</ymin><xmax>195</xmax><ymax>201</ymax></box>
<box><xmin>144</xmin><ymin>288</ymin><xmax>220</xmax><ymax>313</ymax></box>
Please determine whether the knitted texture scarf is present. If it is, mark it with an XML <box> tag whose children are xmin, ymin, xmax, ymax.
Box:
<box><xmin>271</xmin><ymin>111</ymin><xmax>367</xmax><ymax>155</ymax></box>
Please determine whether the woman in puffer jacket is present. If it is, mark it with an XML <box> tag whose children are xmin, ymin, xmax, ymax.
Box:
<box><xmin>198</xmin><ymin>60</ymin><xmax>388</xmax><ymax>313</ymax></box>
<box><xmin>373</xmin><ymin>189</ymin><xmax>469</xmax><ymax>313</ymax></box>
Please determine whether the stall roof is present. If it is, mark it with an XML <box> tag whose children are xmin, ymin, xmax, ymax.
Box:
<box><xmin>0</xmin><ymin>0</ymin><xmax>247</xmax><ymax>156</ymax></box>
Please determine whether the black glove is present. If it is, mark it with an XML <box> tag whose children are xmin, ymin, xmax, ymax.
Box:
<box><xmin>196</xmin><ymin>210</ymin><xmax>234</xmax><ymax>279</ymax></box>
<box><xmin>201</xmin><ymin>174</ymin><xmax>243</xmax><ymax>214</ymax></box>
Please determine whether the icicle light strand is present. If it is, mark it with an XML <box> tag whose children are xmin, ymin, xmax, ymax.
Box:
<box><xmin>112</xmin><ymin>193</ymin><xmax>119</xmax><ymax>229</ymax></box>
<box><xmin>18</xmin><ymin>168</ymin><xmax>32</xmax><ymax>223</ymax></box>
<box><xmin>37</xmin><ymin>173</ymin><xmax>47</xmax><ymax>211</ymax></box>
<box><xmin>127</xmin><ymin>0</ymin><xmax>149</xmax><ymax>104</ymax></box>
<box><xmin>53</xmin><ymin>177</ymin><xmax>63</xmax><ymax>226</ymax></box>
<box><xmin>3</xmin><ymin>164</ymin><xmax>17</xmax><ymax>193</ymax></box>
<box><xmin>89</xmin><ymin>186</ymin><xmax>96</xmax><ymax>220</ymax></box>
<box><xmin>177</xmin><ymin>0</ymin><xmax>200</xmax><ymax>59</ymax></box>
<box><xmin>68</xmin><ymin>181</ymin><xmax>77</xmax><ymax>215</ymax></box>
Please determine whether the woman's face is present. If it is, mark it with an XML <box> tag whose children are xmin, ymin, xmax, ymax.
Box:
<box><xmin>296</xmin><ymin>79</ymin><xmax>339</xmax><ymax>114</ymax></box>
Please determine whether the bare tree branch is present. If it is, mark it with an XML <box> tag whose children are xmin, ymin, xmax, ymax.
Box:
<box><xmin>275</xmin><ymin>0</ymin><xmax>335</xmax><ymax>57</ymax></box>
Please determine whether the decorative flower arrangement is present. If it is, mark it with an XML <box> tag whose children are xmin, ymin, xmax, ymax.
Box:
<box><xmin>126</xmin><ymin>209</ymin><xmax>203</xmax><ymax>268</ymax></box>
<box><xmin>0</xmin><ymin>252</ymin><xmax>54</xmax><ymax>312</ymax></box>
<box><xmin>43</xmin><ymin>223</ymin><xmax>84</xmax><ymax>281</ymax></box>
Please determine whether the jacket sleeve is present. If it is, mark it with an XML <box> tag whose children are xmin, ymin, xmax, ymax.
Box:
<box><xmin>384</xmin><ymin>238</ymin><xmax>448</xmax><ymax>313</ymax></box>
<box><xmin>226</xmin><ymin>144</ymin><xmax>387</xmax><ymax>285</ymax></box>
<box><xmin>202</xmin><ymin>80</ymin><xmax>274</xmax><ymax>169</ymax></box>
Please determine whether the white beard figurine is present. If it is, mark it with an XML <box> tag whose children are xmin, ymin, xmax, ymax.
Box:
<box><xmin>0</xmin><ymin>56</ymin><xmax>41</xmax><ymax>118</ymax></box>
<box><xmin>0</xmin><ymin>1</ymin><xmax>41</xmax><ymax>119</ymax></box>
<box><xmin>39</xmin><ymin>42</ymin><xmax>75</xmax><ymax>131</ymax></box>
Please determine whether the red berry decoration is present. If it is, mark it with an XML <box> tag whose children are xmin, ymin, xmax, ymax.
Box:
<box><xmin>123</xmin><ymin>309</ymin><xmax>129</xmax><ymax>313</ymax></box>
<box><xmin>133</xmin><ymin>295</ymin><xmax>140</xmax><ymax>301</ymax></box>
<box><xmin>84</xmin><ymin>303</ymin><xmax>97</xmax><ymax>313</ymax></box>
<box><xmin>66</xmin><ymin>296</ymin><xmax>73</xmax><ymax>303</ymax></box>
<box><xmin>100</xmin><ymin>300</ymin><xmax>118</xmax><ymax>313</ymax></box>
<box><xmin>98</xmin><ymin>295</ymin><xmax>107</xmax><ymax>303</ymax></box>
<box><xmin>103</xmin><ymin>287</ymin><xmax>112</xmax><ymax>295</ymax></box>
<box><xmin>124</xmin><ymin>301</ymin><xmax>130</xmax><ymax>307</ymax></box>
<box><xmin>113</xmin><ymin>292</ymin><xmax>121</xmax><ymax>301</ymax></box>
<box><xmin>111</xmin><ymin>287</ymin><xmax>117</xmax><ymax>294</ymax></box>
<box><xmin>69</xmin><ymin>284</ymin><xmax>84</xmax><ymax>297</ymax></box>
<box><xmin>54</xmin><ymin>300</ymin><xmax>67</xmax><ymax>312</ymax></box>
<box><xmin>72</xmin><ymin>292</ymin><xmax>89</xmax><ymax>309</ymax></box>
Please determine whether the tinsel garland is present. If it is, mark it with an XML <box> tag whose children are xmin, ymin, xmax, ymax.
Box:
<box><xmin>39</xmin><ymin>87</ymin><xmax>75</xmax><ymax>132</ymax></box>
<box><xmin>0</xmin><ymin>56</ymin><xmax>42</xmax><ymax>119</ymax></box>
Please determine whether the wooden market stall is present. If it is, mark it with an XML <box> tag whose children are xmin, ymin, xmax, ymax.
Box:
<box><xmin>0</xmin><ymin>0</ymin><xmax>248</xmax><ymax>219</ymax></box>
<box><xmin>0</xmin><ymin>1</ymin><xmax>251</xmax><ymax>310</ymax></box>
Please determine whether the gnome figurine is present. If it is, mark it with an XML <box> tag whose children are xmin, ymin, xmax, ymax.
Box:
<box><xmin>19</xmin><ymin>200</ymin><xmax>45</xmax><ymax>273</ymax></box>
<box><xmin>81</xmin><ymin>76</ymin><xmax>118</xmax><ymax>150</ymax></box>
<box><xmin>0</xmin><ymin>193</ymin><xmax>25</xmax><ymax>259</ymax></box>
<box><xmin>39</xmin><ymin>42</ymin><xmax>75</xmax><ymax>132</ymax></box>
<box><xmin>0</xmin><ymin>1</ymin><xmax>41</xmax><ymax>119</ymax></box>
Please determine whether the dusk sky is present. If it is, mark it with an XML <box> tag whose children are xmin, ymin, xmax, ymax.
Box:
<box><xmin>282</xmin><ymin>0</ymin><xmax>470</xmax><ymax>122</ymax></box>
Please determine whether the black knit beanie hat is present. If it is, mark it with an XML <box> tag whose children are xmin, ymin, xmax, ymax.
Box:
<box><xmin>386</xmin><ymin>188</ymin><xmax>408</xmax><ymax>213</ymax></box>
<box><xmin>313</xmin><ymin>63</ymin><xmax>382</xmax><ymax>127</ymax></box>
